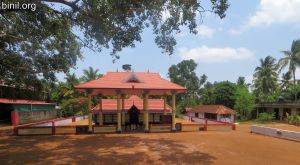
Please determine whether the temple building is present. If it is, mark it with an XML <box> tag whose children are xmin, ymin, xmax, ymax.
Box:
<box><xmin>92</xmin><ymin>95</ymin><xmax>172</xmax><ymax>131</ymax></box>
<box><xmin>75</xmin><ymin>71</ymin><xmax>186</xmax><ymax>133</ymax></box>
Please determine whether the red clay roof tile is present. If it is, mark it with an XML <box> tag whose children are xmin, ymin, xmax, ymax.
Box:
<box><xmin>75</xmin><ymin>72</ymin><xmax>186</xmax><ymax>91</ymax></box>
<box><xmin>0</xmin><ymin>98</ymin><xmax>55</xmax><ymax>105</ymax></box>
<box><xmin>186</xmin><ymin>105</ymin><xmax>237</xmax><ymax>115</ymax></box>
<box><xmin>93</xmin><ymin>95</ymin><xmax>172</xmax><ymax>112</ymax></box>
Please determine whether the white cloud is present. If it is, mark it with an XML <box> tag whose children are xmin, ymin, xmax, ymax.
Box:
<box><xmin>176</xmin><ymin>25</ymin><xmax>215</xmax><ymax>38</ymax></box>
<box><xmin>178</xmin><ymin>46</ymin><xmax>254</xmax><ymax>63</ymax></box>
<box><xmin>231</xmin><ymin>0</ymin><xmax>300</xmax><ymax>34</ymax></box>
<box><xmin>196</xmin><ymin>25</ymin><xmax>215</xmax><ymax>37</ymax></box>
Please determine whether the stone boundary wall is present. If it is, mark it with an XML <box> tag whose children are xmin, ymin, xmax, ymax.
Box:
<box><xmin>15</xmin><ymin>115</ymin><xmax>88</xmax><ymax>135</ymax></box>
<box><xmin>251</xmin><ymin>125</ymin><xmax>300</xmax><ymax>142</ymax></box>
<box><xmin>18</xmin><ymin>109</ymin><xmax>57</xmax><ymax>125</ymax></box>
<box><xmin>181</xmin><ymin>115</ymin><xmax>236</xmax><ymax>131</ymax></box>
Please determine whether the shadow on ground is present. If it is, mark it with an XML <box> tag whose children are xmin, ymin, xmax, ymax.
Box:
<box><xmin>0</xmin><ymin>134</ymin><xmax>215</xmax><ymax>165</ymax></box>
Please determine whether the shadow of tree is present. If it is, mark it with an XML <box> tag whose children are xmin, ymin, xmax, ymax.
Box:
<box><xmin>0</xmin><ymin>134</ymin><xmax>216</xmax><ymax>165</ymax></box>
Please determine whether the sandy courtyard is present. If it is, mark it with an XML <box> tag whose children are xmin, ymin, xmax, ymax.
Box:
<box><xmin>0</xmin><ymin>123</ymin><xmax>300</xmax><ymax>165</ymax></box>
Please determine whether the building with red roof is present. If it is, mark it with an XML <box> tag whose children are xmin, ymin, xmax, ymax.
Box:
<box><xmin>75</xmin><ymin>71</ymin><xmax>186</xmax><ymax>133</ymax></box>
<box><xmin>186</xmin><ymin>105</ymin><xmax>237</xmax><ymax>123</ymax></box>
<box><xmin>0</xmin><ymin>98</ymin><xmax>56</xmax><ymax>126</ymax></box>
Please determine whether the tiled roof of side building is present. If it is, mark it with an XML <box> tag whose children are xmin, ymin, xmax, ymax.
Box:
<box><xmin>186</xmin><ymin>105</ymin><xmax>237</xmax><ymax>115</ymax></box>
<box><xmin>0</xmin><ymin>98</ymin><xmax>55</xmax><ymax>105</ymax></box>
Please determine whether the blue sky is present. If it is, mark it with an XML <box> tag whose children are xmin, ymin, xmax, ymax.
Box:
<box><xmin>57</xmin><ymin>0</ymin><xmax>300</xmax><ymax>83</ymax></box>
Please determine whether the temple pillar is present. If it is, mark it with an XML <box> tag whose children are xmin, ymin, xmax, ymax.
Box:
<box><xmin>143</xmin><ymin>93</ymin><xmax>149</xmax><ymax>132</ymax></box>
<box><xmin>98</xmin><ymin>94</ymin><xmax>103</xmax><ymax>125</ymax></box>
<box><xmin>163</xmin><ymin>95</ymin><xmax>167</xmax><ymax>115</ymax></box>
<box><xmin>87</xmin><ymin>93</ymin><xmax>93</xmax><ymax>132</ymax></box>
<box><xmin>172</xmin><ymin>92</ymin><xmax>176</xmax><ymax>131</ymax></box>
<box><xmin>117</xmin><ymin>93</ymin><xmax>122</xmax><ymax>133</ymax></box>
<box><xmin>122</xmin><ymin>94</ymin><xmax>126</xmax><ymax>125</ymax></box>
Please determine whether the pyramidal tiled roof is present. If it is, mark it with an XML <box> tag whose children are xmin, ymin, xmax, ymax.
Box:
<box><xmin>75</xmin><ymin>72</ymin><xmax>186</xmax><ymax>91</ymax></box>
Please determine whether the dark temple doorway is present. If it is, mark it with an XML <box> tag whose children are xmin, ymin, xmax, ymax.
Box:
<box><xmin>126</xmin><ymin>105</ymin><xmax>142</xmax><ymax>131</ymax></box>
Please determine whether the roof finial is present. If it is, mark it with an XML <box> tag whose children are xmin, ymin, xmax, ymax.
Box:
<box><xmin>116</xmin><ymin>68</ymin><xmax>118</xmax><ymax>72</ymax></box>
<box><xmin>147</xmin><ymin>69</ymin><xmax>150</xmax><ymax>73</ymax></box>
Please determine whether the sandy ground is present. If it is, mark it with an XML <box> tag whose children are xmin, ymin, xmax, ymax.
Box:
<box><xmin>0</xmin><ymin>123</ymin><xmax>300</xmax><ymax>165</ymax></box>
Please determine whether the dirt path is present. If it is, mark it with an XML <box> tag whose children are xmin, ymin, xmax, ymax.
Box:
<box><xmin>1</xmin><ymin>123</ymin><xmax>300</xmax><ymax>165</ymax></box>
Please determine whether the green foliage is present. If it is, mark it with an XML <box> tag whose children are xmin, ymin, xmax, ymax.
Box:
<box><xmin>201</xmin><ymin>82</ymin><xmax>215</xmax><ymax>105</ymax></box>
<box><xmin>253</xmin><ymin>56</ymin><xmax>279</xmax><ymax>102</ymax></box>
<box><xmin>213</xmin><ymin>81</ymin><xmax>237</xmax><ymax>109</ymax></box>
<box><xmin>60</xmin><ymin>97</ymin><xmax>88</xmax><ymax>117</ymax></box>
<box><xmin>234</xmin><ymin>87</ymin><xmax>255</xmax><ymax>120</ymax></box>
<box><xmin>286</xmin><ymin>113</ymin><xmax>300</xmax><ymax>125</ymax></box>
<box><xmin>277</xmin><ymin>39</ymin><xmax>300</xmax><ymax>101</ymax></box>
<box><xmin>81</xmin><ymin>67</ymin><xmax>102</xmax><ymax>82</ymax></box>
<box><xmin>236</xmin><ymin>76</ymin><xmax>250</xmax><ymax>87</ymax></box>
<box><xmin>1</xmin><ymin>0</ymin><xmax>229</xmax><ymax>88</ymax></box>
<box><xmin>257</xmin><ymin>112</ymin><xmax>275</xmax><ymax>123</ymax></box>
<box><xmin>168</xmin><ymin>59</ymin><xmax>203</xmax><ymax>112</ymax></box>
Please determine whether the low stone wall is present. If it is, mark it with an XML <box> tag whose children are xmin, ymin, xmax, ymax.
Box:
<box><xmin>93</xmin><ymin>125</ymin><xmax>117</xmax><ymax>133</ymax></box>
<box><xmin>181</xmin><ymin>124</ymin><xmax>204</xmax><ymax>132</ymax></box>
<box><xmin>251</xmin><ymin>125</ymin><xmax>300</xmax><ymax>142</ymax></box>
<box><xmin>55</xmin><ymin>126</ymin><xmax>76</xmax><ymax>134</ymax></box>
<box><xmin>18</xmin><ymin>127</ymin><xmax>52</xmax><ymax>135</ymax></box>
<box><xmin>18</xmin><ymin>110</ymin><xmax>57</xmax><ymax>125</ymax></box>
<box><xmin>15</xmin><ymin>115</ymin><xmax>88</xmax><ymax>135</ymax></box>
<box><xmin>150</xmin><ymin>124</ymin><xmax>172</xmax><ymax>132</ymax></box>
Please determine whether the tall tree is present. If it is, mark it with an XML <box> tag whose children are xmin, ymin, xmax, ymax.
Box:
<box><xmin>81</xmin><ymin>67</ymin><xmax>102</xmax><ymax>82</ymax></box>
<box><xmin>278</xmin><ymin>40</ymin><xmax>300</xmax><ymax>101</ymax></box>
<box><xmin>213</xmin><ymin>81</ymin><xmax>236</xmax><ymax>109</ymax></box>
<box><xmin>234</xmin><ymin>86</ymin><xmax>255</xmax><ymax>120</ymax></box>
<box><xmin>253</xmin><ymin>56</ymin><xmax>278</xmax><ymax>102</ymax></box>
<box><xmin>280</xmin><ymin>72</ymin><xmax>292</xmax><ymax>91</ymax></box>
<box><xmin>0</xmin><ymin>0</ymin><xmax>229</xmax><ymax>88</ymax></box>
<box><xmin>168</xmin><ymin>59</ymin><xmax>200</xmax><ymax>99</ymax></box>
<box><xmin>201</xmin><ymin>82</ymin><xmax>215</xmax><ymax>105</ymax></box>
<box><xmin>237</xmin><ymin>76</ymin><xmax>245</xmax><ymax>86</ymax></box>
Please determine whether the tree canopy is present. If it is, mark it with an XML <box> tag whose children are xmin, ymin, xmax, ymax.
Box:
<box><xmin>0</xmin><ymin>0</ymin><xmax>229</xmax><ymax>88</ymax></box>
<box><xmin>213</xmin><ymin>81</ymin><xmax>236</xmax><ymax>109</ymax></box>
<box><xmin>253</xmin><ymin>56</ymin><xmax>278</xmax><ymax>102</ymax></box>
<box><xmin>277</xmin><ymin>39</ymin><xmax>300</xmax><ymax>100</ymax></box>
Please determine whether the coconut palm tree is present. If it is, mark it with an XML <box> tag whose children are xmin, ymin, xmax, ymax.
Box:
<box><xmin>81</xmin><ymin>67</ymin><xmax>102</xmax><ymax>82</ymax></box>
<box><xmin>278</xmin><ymin>40</ymin><xmax>300</xmax><ymax>101</ymax></box>
<box><xmin>253</xmin><ymin>56</ymin><xmax>278</xmax><ymax>101</ymax></box>
<box><xmin>280</xmin><ymin>72</ymin><xmax>292</xmax><ymax>90</ymax></box>
<box><xmin>65</xmin><ymin>73</ymin><xmax>80</xmax><ymax>89</ymax></box>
